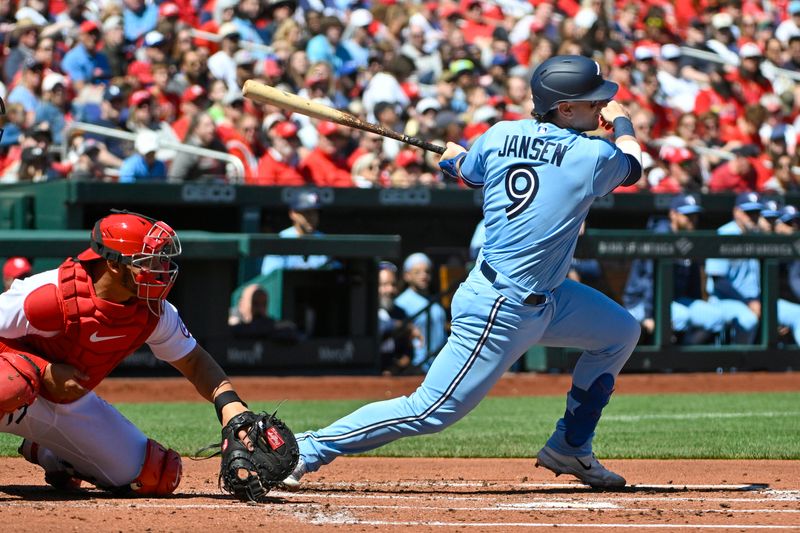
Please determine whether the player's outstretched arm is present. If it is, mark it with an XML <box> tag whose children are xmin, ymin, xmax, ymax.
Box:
<box><xmin>169</xmin><ymin>344</ymin><xmax>249</xmax><ymax>425</ymax></box>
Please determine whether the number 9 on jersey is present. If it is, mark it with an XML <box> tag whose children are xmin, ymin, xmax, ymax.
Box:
<box><xmin>505</xmin><ymin>165</ymin><xmax>539</xmax><ymax>220</ymax></box>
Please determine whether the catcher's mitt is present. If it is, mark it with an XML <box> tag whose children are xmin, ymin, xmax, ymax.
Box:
<box><xmin>219</xmin><ymin>411</ymin><xmax>299</xmax><ymax>502</ymax></box>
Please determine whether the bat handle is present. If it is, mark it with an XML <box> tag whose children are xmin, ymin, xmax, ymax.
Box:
<box><xmin>400</xmin><ymin>134</ymin><xmax>446</xmax><ymax>155</ymax></box>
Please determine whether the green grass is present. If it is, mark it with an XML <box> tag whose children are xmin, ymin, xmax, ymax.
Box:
<box><xmin>2</xmin><ymin>392</ymin><xmax>798</xmax><ymax>459</ymax></box>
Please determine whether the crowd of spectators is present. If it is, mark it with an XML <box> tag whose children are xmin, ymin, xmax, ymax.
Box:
<box><xmin>1</xmin><ymin>0</ymin><xmax>800</xmax><ymax>192</ymax></box>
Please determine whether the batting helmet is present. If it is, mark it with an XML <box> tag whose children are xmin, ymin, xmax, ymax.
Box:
<box><xmin>77</xmin><ymin>210</ymin><xmax>181</xmax><ymax>314</ymax></box>
<box><xmin>530</xmin><ymin>55</ymin><xmax>618</xmax><ymax>114</ymax></box>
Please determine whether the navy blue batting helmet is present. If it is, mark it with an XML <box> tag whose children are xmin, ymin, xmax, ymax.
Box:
<box><xmin>530</xmin><ymin>55</ymin><xmax>618</xmax><ymax>114</ymax></box>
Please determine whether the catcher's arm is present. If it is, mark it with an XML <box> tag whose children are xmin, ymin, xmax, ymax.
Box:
<box><xmin>169</xmin><ymin>344</ymin><xmax>250</xmax><ymax>425</ymax></box>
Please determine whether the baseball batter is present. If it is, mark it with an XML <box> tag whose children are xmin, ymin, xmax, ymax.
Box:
<box><xmin>0</xmin><ymin>211</ymin><xmax>254</xmax><ymax>495</ymax></box>
<box><xmin>283</xmin><ymin>55</ymin><xmax>643</xmax><ymax>489</ymax></box>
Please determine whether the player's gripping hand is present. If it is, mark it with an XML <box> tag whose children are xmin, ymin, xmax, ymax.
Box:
<box><xmin>42</xmin><ymin>363</ymin><xmax>89</xmax><ymax>402</ymax></box>
<box><xmin>438</xmin><ymin>142</ymin><xmax>468</xmax><ymax>180</ymax></box>
<box><xmin>599</xmin><ymin>101</ymin><xmax>630</xmax><ymax>127</ymax></box>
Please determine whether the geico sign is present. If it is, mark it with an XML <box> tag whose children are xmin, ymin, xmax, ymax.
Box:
<box><xmin>379</xmin><ymin>188</ymin><xmax>431</xmax><ymax>205</ymax></box>
<box><xmin>181</xmin><ymin>184</ymin><xmax>236</xmax><ymax>202</ymax></box>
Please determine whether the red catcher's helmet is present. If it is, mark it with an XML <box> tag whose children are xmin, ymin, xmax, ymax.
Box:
<box><xmin>77</xmin><ymin>211</ymin><xmax>181</xmax><ymax>315</ymax></box>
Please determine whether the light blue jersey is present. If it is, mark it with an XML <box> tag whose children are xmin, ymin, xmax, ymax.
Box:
<box><xmin>461</xmin><ymin>120</ymin><xmax>631</xmax><ymax>293</ymax></box>
<box><xmin>291</xmin><ymin>114</ymin><xmax>640</xmax><ymax>487</ymax></box>
<box><xmin>705</xmin><ymin>221</ymin><xmax>761</xmax><ymax>300</ymax></box>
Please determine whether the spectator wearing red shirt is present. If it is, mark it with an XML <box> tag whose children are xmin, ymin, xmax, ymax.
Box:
<box><xmin>253</xmin><ymin>120</ymin><xmax>308</xmax><ymax>186</ymax></box>
<box><xmin>694</xmin><ymin>66</ymin><xmax>745</xmax><ymax>132</ymax></box>
<box><xmin>651</xmin><ymin>145</ymin><xmax>702</xmax><ymax>193</ymax></box>
<box><xmin>460</xmin><ymin>0</ymin><xmax>495</xmax><ymax>45</ymax></box>
<box><xmin>172</xmin><ymin>85</ymin><xmax>208</xmax><ymax>141</ymax></box>
<box><xmin>709</xmin><ymin>145</ymin><xmax>761</xmax><ymax>192</ymax></box>
<box><xmin>225</xmin><ymin>113</ymin><xmax>262</xmax><ymax>180</ymax></box>
<box><xmin>727</xmin><ymin>43</ymin><xmax>773</xmax><ymax>105</ymax></box>
<box><xmin>300</xmin><ymin>121</ymin><xmax>353</xmax><ymax>187</ymax></box>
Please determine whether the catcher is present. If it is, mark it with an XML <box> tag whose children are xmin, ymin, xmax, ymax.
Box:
<box><xmin>0</xmin><ymin>210</ymin><xmax>297</xmax><ymax>501</ymax></box>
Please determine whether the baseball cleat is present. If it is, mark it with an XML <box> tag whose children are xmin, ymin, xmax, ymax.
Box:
<box><xmin>19</xmin><ymin>439</ymin><xmax>83</xmax><ymax>490</ymax></box>
<box><xmin>279</xmin><ymin>457</ymin><xmax>306</xmax><ymax>491</ymax></box>
<box><xmin>535</xmin><ymin>445</ymin><xmax>626</xmax><ymax>489</ymax></box>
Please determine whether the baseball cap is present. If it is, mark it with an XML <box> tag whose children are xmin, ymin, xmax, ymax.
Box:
<box><xmin>23</xmin><ymin>57</ymin><xmax>44</xmax><ymax>71</ymax></box>
<box><xmin>305</xmin><ymin>72</ymin><xmax>329</xmax><ymax>87</ymax></box>
<box><xmin>3</xmin><ymin>257</ymin><xmax>32</xmax><ymax>279</ymax></box>
<box><xmin>660</xmin><ymin>145</ymin><xmax>694</xmax><ymax>164</ymax></box>
<box><xmin>731</xmin><ymin>144</ymin><xmax>760</xmax><ymax>158</ymax></box>
<box><xmin>181</xmin><ymin>84</ymin><xmax>206</xmax><ymax>104</ymax></box>
<box><xmin>159</xmin><ymin>2</ymin><xmax>180</xmax><ymax>18</ymax></box>
<box><xmin>448</xmin><ymin>59</ymin><xmax>475</xmax><ymax>77</ymax></box>
<box><xmin>234</xmin><ymin>49</ymin><xmax>256</xmax><ymax>66</ymax></box>
<box><xmin>770</xmin><ymin>123</ymin><xmax>788</xmax><ymax>141</ymax></box>
<box><xmin>473</xmin><ymin>105</ymin><xmax>500</xmax><ymax>124</ymax></box>
<box><xmin>669</xmin><ymin>193</ymin><xmax>703</xmax><ymax>215</ymax></box>
<box><xmin>218</xmin><ymin>22</ymin><xmax>240</xmax><ymax>39</ymax></box>
<box><xmin>80</xmin><ymin>19</ymin><xmax>100</xmax><ymax>34</ymax></box>
<box><xmin>262</xmin><ymin>58</ymin><xmax>282</xmax><ymax>77</ymax></box>
<box><xmin>144</xmin><ymin>31</ymin><xmax>165</xmax><ymax>47</ymax></box>
<box><xmin>613</xmin><ymin>53</ymin><xmax>632</xmax><ymax>67</ymax></box>
<box><xmin>135</xmin><ymin>130</ymin><xmax>160</xmax><ymax>155</ymax></box>
<box><xmin>711</xmin><ymin>13</ymin><xmax>733</xmax><ymax>29</ymax></box>
<box><xmin>761</xmin><ymin>199</ymin><xmax>782</xmax><ymax>219</ymax></box>
<box><xmin>395</xmin><ymin>149</ymin><xmax>423</xmax><ymax>168</ymax></box>
<box><xmin>129</xmin><ymin>89</ymin><xmax>152</xmax><ymax>107</ymax></box>
<box><xmin>349</xmin><ymin>8</ymin><xmax>373</xmax><ymax>27</ymax></box>
<box><xmin>735</xmin><ymin>191</ymin><xmax>764</xmax><ymax>211</ymax></box>
<box><xmin>271</xmin><ymin>121</ymin><xmax>299</xmax><ymax>138</ymax></box>
<box><xmin>740</xmin><ymin>42</ymin><xmax>762</xmax><ymax>59</ymax></box>
<box><xmin>27</xmin><ymin>122</ymin><xmax>52</xmax><ymax>141</ymax></box>
<box><xmin>634</xmin><ymin>45</ymin><xmax>655</xmax><ymax>61</ymax></box>
<box><xmin>102</xmin><ymin>15</ymin><xmax>122</xmax><ymax>32</ymax></box>
<box><xmin>316</xmin><ymin>120</ymin><xmax>340</xmax><ymax>136</ymax></box>
<box><xmin>660</xmin><ymin>43</ymin><xmax>681</xmax><ymax>60</ymax></box>
<box><xmin>790</xmin><ymin>0</ymin><xmax>800</xmax><ymax>15</ymax></box>
<box><xmin>42</xmin><ymin>72</ymin><xmax>67</xmax><ymax>92</ymax></box>
<box><xmin>289</xmin><ymin>191</ymin><xmax>322</xmax><ymax>211</ymax></box>
<box><xmin>779</xmin><ymin>205</ymin><xmax>799</xmax><ymax>223</ymax></box>
<box><xmin>78</xmin><ymin>138</ymin><xmax>101</xmax><ymax>156</ymax></box>
<box><xmin>104</xmin><ymin>84</ymin><xmax>123</xmax><ymax>101</ymax></box>
<box><xmin>415</xmin><ymin>97</ymin><xmax>441</xmax><ymax>115</ymax></box>
<box><xmin>21</xmin><ymin>145</ymin><xmax>47</xmax><ymax>163</ymax></box>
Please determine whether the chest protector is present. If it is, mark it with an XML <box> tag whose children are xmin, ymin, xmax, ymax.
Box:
<box><xmin>23</xmin><ymin>258</ymin><xmax>158</xmax><ymax>401</ymax></box>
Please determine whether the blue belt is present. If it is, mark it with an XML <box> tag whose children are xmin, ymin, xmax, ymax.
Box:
<box><xmin>480</xmin><ymin>262</ymin><xmax>546</xmax><ymax>306</ymax></box>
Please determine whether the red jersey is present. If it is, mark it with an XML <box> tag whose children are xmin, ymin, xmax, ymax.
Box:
<box><xmin>300</xmin><ymin>148</ymin><xmax>353</xmax><ymax>187</ymax></box>
<box><xmin>0</xmin><ymin>259</ymin><xmax>196</xmax><ymax>402</ymax></box>
<box><xmin>252</xmin><ymin>150</ymin><xmax>308</xmax><ymax>186</ymax></box>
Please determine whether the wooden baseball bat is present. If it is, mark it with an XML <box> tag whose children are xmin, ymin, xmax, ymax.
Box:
<box><xmin>242</xmin><ymin>79</ymin><xmax>445</xmax><ymax>155</ymax></box>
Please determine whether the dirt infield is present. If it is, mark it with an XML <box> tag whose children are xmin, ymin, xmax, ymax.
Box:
<box><xmin>1</xmin><ymin>372</ymin><xmax>798</xmax><ymax>532</ymax></box>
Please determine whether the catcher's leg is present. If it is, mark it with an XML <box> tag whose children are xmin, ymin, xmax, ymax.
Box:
<box><xmin>0</xmin><ymin>351</ymin><xmax>41</xmax><ymax>417</ymax></box>
<box><xmin>5</xmin><ymin>390</ymin><xmax>178</xmax><ymax>493</ymax></box>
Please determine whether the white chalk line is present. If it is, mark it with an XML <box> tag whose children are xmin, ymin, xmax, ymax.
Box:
<box><xmin>272</xmin><ymin>489</ymin><xmax>800</xmax><ymax>504</ymax></box>
<box><xmin>278</xmin><ymin>481</ymin><xmax>770</xmax><ymax>490</ymax></box>
<box><xmin>604</xmin><ymin>411</ymin><xmax>800</xmax><ymax>422</ymax></box>
<box><xmin>307</xmin><ymin>519</ymin><xmax>800</xmax><ymax>529</ymax></box>
<box><xmin>308</xmin><ymin>503</ymin><xmax>800</xmax><ymax>514</ymax></box>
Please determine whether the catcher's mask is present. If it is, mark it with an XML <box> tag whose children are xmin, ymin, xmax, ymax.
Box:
<box><xmin>77</xmin><ymin>210</ymin><xmax>181</xmax><ymax>315</ymax></box>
